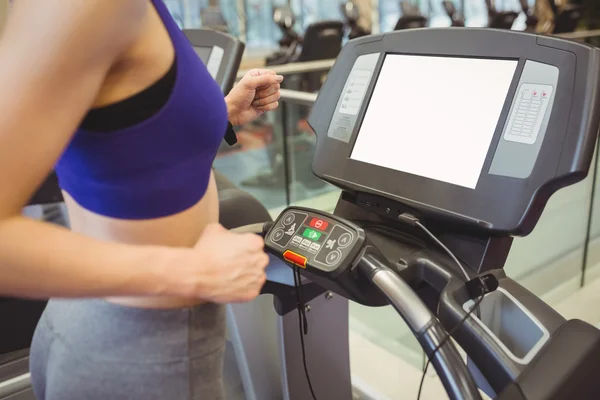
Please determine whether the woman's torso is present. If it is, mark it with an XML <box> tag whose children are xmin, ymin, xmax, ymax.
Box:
<box><xmin>59</xmin><ymin>1</ymin><xmax>224</xmax><ymax>308</ymax></box>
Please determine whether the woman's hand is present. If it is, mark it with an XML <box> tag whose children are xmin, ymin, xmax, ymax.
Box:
<box><xmin>226</xmin><ymin>69</ymin><xmax>284</xmax><ymax>126</ymax></box>
<box><xmin>172</xmin><ymin>223</ymin><xmax>270</xmax><ymax>303</ymax></box>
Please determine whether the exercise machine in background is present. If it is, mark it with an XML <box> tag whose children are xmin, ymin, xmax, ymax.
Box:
<box><xmin>394</xmin><ymin>1</ymin><xmax>429</xmax><ymax>30</ymax></box>
<box><xmin>520</xmin><ymin>0</ymin><xmax>539</xmax><ymax>32</ymax></box>
<box><xmin>265</xmin><ymin>6</ymin><xmax>302</xmax><ymax>66</ymax></box>
<box><xmin>340</xmin><ymin>0</ymin><xmax>371</xmax><ymax>40</ymax></box>
<box><xmin>485</xmin><ymin>0</ymin><xmax>519</xmax><ymax>29</ymax></box>
<box><xmin>443</xmin><ymin>0</ymin><xmax>466</xmax><ymax>27</ymax></box>
<box><xmin>545</xmin><ymin>0</ymin><xmax>584</xmax><ymax>34</ymax></box>
<box><xmin>200</xmin><ymin>6</ymin><xmax>230</xmax><ymax>33</ymax></box>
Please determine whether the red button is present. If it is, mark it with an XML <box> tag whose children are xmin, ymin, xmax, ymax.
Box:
<box><xmin>283</xmin><ymin>250</ymin><xmax>307</xmax><ymax>268</ymax></box>
<box><xmin>309</xmin><ymin>218</ymin><xmax>329</xmax><ymax>231</ymax></box>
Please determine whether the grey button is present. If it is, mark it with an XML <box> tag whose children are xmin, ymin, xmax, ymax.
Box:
<box><xmin>338</xmin><ymin>233</ymin><xmax>352</xmax><ymax>248</ymax></box>
<box><xmin>300</xmin><ymin>239</ymin><xmax>311</xmax><ymax>250</ymax></box>
<box><xmin>272</xmin><ymin>229</ymin><xmax>285</xmax><ymax>242</ymax></box>
<box><xmin>283</xmin><ymin>213</ymin><xmax>295</xmax><ymax>226</ymax></box>
<box><xmin>325</xmin><ymin>250</ymin><xmax>342</xmax><ymax>266</ymax></box>
<box><xmin>291</xmin><ymin>236</ymin><xmax>303</xmax><ymax>247</ymax></box>
<box><xmin>309</xmin><ymin>242</ymin><xmax>321</xmax><ymax>254</ymax></box>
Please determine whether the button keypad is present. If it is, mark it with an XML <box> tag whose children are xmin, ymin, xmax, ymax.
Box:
<box><xmin>504</xmin><ymin>83</ymin><xmax>553</xmax><ymax>145</ymax></box>
<box><xmin>314</xmin><ymin>225</ymin><xmax>355</xmax><ymax>270</ymax></box>
<box><xmin>269</xmin><ymin>212</ymin><xmax>308</xmax><ymax>248</ymax></box>
<box><xmin>269</xmin><ymin>211</ymin><xmax>358</xmax><ymax>273</ymax></box>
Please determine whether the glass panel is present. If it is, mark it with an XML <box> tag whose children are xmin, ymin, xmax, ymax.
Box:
<box><xmin>584</xmin><ymin>146</ymin><xmax>600</xmax><ymax>286</ymax></box>
<box><xmin>282</xmin><ymin>101</ymin><xmax>341</xmax><ymax>208</ymax></box>
<box><xmin>213</xmin><ymin>108</ymin><xmax>288</xmax><ymax>212</ymax></box>
<box><xmin>504</xmin><ymin>163</ymin><xmax>594</xmax><ymax>305</ymax></box>
<box><xmin>164</xmin><ymin>0</ymin><xmax>186</xmax><ymax>28</ymax></box>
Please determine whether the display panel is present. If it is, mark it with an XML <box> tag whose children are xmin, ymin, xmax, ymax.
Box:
<box><xmin>351</xmin><ymin>55</ymin><xmax>518</xmax><ymax>189</ymax></box>
<box><xmin>194</xmin><ymin>47</ymin><xmax>213</xmax><ymax>64</ymax></box>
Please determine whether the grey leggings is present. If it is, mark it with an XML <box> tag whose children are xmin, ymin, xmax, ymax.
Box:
<box><xmin>30</xmin><ymin>299</ymin><xmax>226</xmax><ymax>400</ymax></box>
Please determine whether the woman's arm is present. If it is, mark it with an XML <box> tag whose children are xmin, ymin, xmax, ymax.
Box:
<box><xmin>0</xmin><ymin>0</ymin><xmax>179</xmax><ymax>299</ymax></box>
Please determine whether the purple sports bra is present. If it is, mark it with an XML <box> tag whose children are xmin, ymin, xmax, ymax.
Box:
<box><xmin>54</xmin><ymin>0</ymin><xmax>228</xmax><ymax>220</ymax></box>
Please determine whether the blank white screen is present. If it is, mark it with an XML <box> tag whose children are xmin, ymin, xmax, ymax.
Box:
<box><xmin>351</xmin><ymin>55</ymin><xmax>518</xmax><ymax>189</ymax></box>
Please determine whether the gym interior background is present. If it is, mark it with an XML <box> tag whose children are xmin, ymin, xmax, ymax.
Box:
<box><xmin>2</xmin><ymin>0</ymin><xmax>600</xmax><ymax>399</ymax></box>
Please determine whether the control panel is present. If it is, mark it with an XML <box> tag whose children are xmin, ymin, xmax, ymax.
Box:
<box><xmin>265</xmin><ymin>207</ymin><xmax>364</xmax><ymax>273</ymax></box>
<box><xmin>489</xmin><ymin>60</ymin><xmax>559</xmax><ymax>180</ymax></box>
<box><xmin>504</xmin><ymin>83</ymin><xmax>554</xmax><ymax>145</ymax></box>
<box><xmin>327</xmin><ymin>53</ymin><xmax>380</xmax><ymax>143</ymax></box>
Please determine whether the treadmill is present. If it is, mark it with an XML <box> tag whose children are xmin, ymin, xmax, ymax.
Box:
<box><xmin>229</xmin><ymin>28</ymin><xmax>600</xmax><ymax>399</ymax></box>
<box><xmin>0</xmin><ymin>28</ymin><xmax>248</xmax><ymax>400</ymax></box>
<box><xmin>394</xmin><ymin>1</ymin><xmax>428</xmax><ymax>30</ymax></box>
<box><xmin>486</xmin><ymin>0</ymin><xmax>519</xmax><ymax>29</ymax></box>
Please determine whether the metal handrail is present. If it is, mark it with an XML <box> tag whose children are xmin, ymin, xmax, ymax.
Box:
<box><xmin>237</xmin><ymin>29</ymin><xmax>600</xmax><ymax>81</ymax></box>
<box><xmin>279</xmin><ymin>89</ymin><xmax>318</xmax><ymax>106</ymax></box>
<box><xmin>237</xmin><ymin>59</ymin><xmax>335</xmax><ymax>79</ymax></box>
<box><xmin>557</xmin><ymin>29</ymin><xmax>600</xmax><ymax>40</ymax></box>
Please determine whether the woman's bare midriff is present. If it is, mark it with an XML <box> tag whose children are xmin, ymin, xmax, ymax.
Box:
<box><xmin>61</xmin><ymin>2</ymin><xmax>220</xmax><ymax>310</ymax></box>
<box><xmin>63</xmin><ymin>172</ymin><xmax>220</xmax><ymax>309</ymax></box>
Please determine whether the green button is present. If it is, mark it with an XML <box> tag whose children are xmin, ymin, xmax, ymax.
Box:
<box><xmin>302</xmin><ymin>228</ymin><xmax>321</xmax><ymax>241</ymax></box>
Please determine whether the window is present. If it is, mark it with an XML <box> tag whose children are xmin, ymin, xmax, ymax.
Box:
<box><xmin>379</xmin><ymin>0</ymin><xmax>402</xmax><ymax>32</ymax></box>
<box><xmin>163</xmin><ymin>0</ymin><xmax>239</xmax><ymax>35</ymax></box>
<box><xmin>463</xmin><ymin>0</ymin><xmax>488</xmax><ymax>27</ymax></box>
<box><xmin>219</xmin><ymin>0</ymin><xmax>241</xmax><ymax>37</ymax></box>
<box><xmin>291</xmin><ymin>0</ymin><xmax>345</xmax><ymax>31</ymax></box>
<box><xmin>164</xmin><ymin>0</ymin><xmax>208</xmax><ymax>29</ymax></box>
<box><xmin>421</xmin><ymin>0</ymin><xmax>462</xmax><ymax>27</ymax></box>
<box><xmin>245</xmin><ymin>0</ymin><xmax>287</xmax><ymax>49</ymax></box>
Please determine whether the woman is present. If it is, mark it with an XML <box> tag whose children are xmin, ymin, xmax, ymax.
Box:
<box><xmin>0</xmin><ymin>1</ymin><xmax>283</xmax><ymax>399</ymax></box>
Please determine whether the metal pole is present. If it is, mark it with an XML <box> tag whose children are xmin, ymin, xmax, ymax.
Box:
<box><xmin>237</xmin><ymin>0</ymin><xmax>247</xmax><ymax>43</ymax></box>
<box><xmin>280</xmin><ymin>102</ymin><xmax>292</xmax><ymax>206</ymax></box>
<box><xmin>371</xmin><ymin>0</ymin><xmax>381</xmax><ymax>33</ymax></box>
<box><xmin>580</xmin><ymin>140</ymin><xmax>600</xmax><ymax>287</ymax></box>
<box><xmin>183</xmin><ymin>0</ymin><xmax>193</xmax><ymax>28</ymax></box>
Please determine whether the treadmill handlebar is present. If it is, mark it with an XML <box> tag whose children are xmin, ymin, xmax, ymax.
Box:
<box><xmin>359</xmin><ymin>253</ymin><xmax>433</xmax><ymax>332</ymax></box>
<box><xmin>231</xmin><ymin>222</ymin><xmax>272</xmax><ymax>237</ymax></box>
<box><xmin>359</xmin><ymin>253</ymin><xmax>481</xmax><ymax>400</ymax></box>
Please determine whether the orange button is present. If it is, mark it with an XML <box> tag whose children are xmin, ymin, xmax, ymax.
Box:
<box><xmin>283</xmin><ymin>250</ymin><xmax>307</xmax><ymax>269</ymax></box>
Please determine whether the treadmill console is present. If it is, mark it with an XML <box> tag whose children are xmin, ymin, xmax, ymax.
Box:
<box><xmin>265</xmin><ymin>207</ymin><xmax>364</xmax><ymax>274</ymax></box>
<box><xmin>308</xmin><ymin>29</ymin><xmax>600</xmax><ymax>235</ymax></box>
<box><xmin>265</xmin><ymin>207</ymin><xmax>387</xmax><ymax>305</ymax></box>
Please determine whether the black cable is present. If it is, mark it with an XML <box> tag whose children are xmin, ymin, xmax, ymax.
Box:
<box><xmin>416</xmin><ymin>295</ymin><xmax>485</xmax><ymax>400</ymax></box>
<box><xmin>293</xmin><ymin>265</ymin><xmax>318</xmax><ymax>400</ymax></box>
<box><xmin>408</xmin><ymin>214</ymin><xmax>486</xmax><ymax>400</ymax></box>
<box><xmin>413</xmin><ymin>220</ymin><xmax>471</xmax><ymax>282</ymax></box>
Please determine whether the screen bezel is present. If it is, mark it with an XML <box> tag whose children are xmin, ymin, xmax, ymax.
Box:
<box><xmin>348</xmin><ymin>52</ymin><xmax>520</xmax><ymax>191</ymax></box>
<box><xmin>309</xmin><ymin>32</ymin><xmax>577</xmax><ymax>235</ymax></box>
